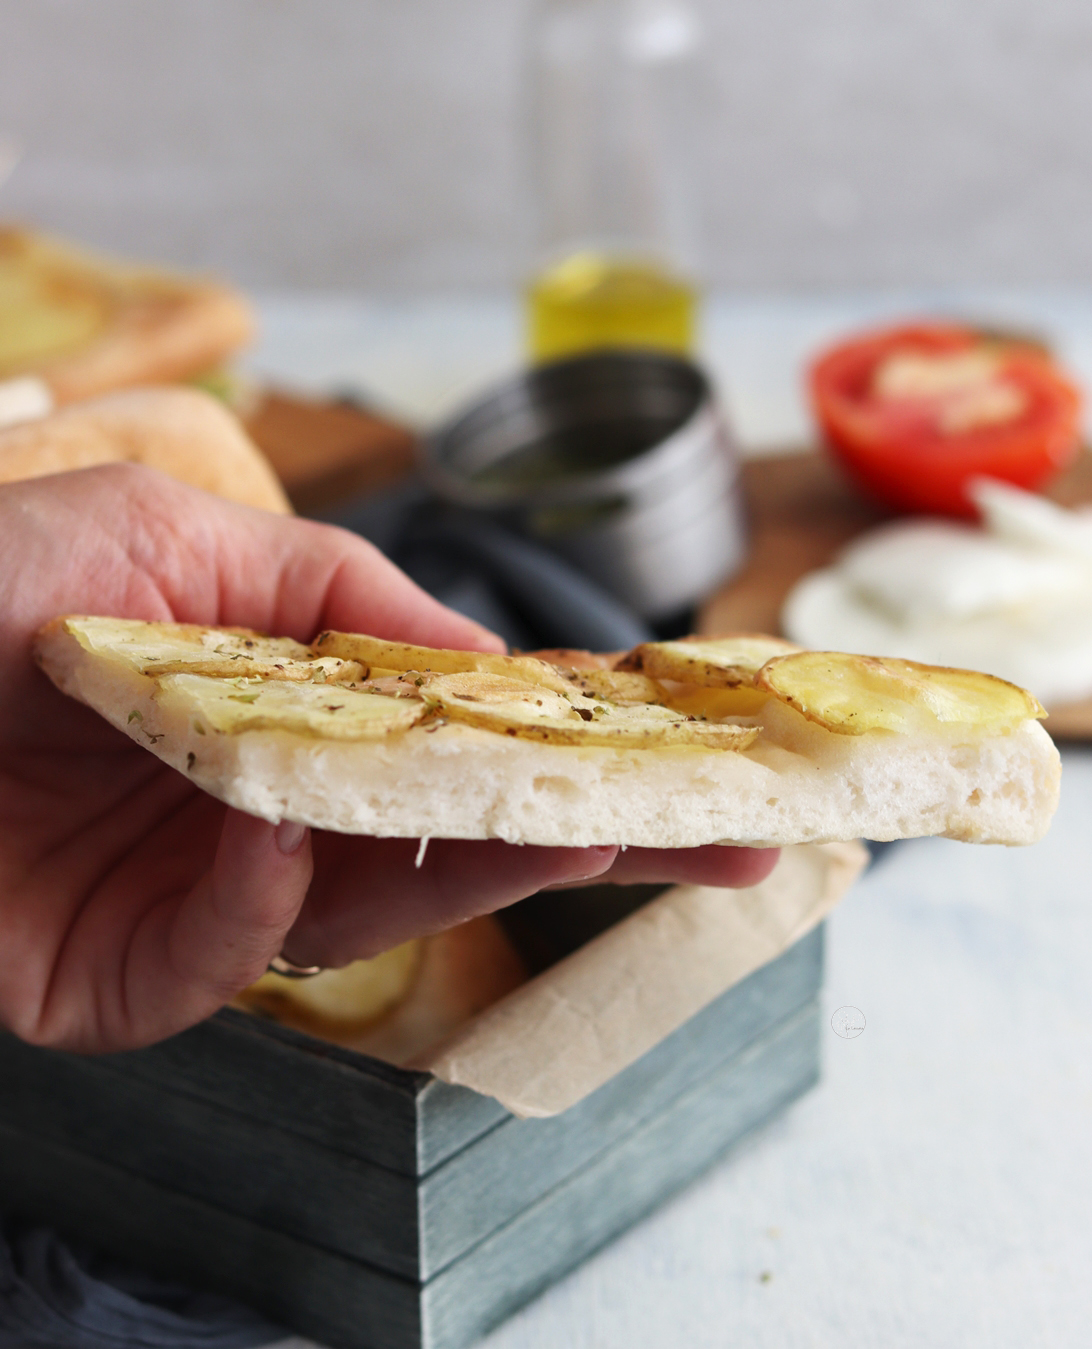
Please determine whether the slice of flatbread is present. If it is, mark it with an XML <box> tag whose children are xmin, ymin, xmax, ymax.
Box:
<box><xmin>0</xmin><ymin>226</ymin><xmax>253</xmax><ymax>403</ymax></box>
<box><xmin>34</xmin><ymin>617</ymin><xmax>1061</xmax><ymax>849</ymax></box>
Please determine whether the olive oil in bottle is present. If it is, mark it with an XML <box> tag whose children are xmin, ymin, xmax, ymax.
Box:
<box><xmin>524</xmin><ymin>0</ymin><xmax>703</xmax><ymax>363</ymax></box>
<box><xmin>528</xmin><ymin>252</ymin><xmax>697</xmax><ymax>362</ymax></box>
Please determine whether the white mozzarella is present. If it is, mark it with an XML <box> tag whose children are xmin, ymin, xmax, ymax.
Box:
<box><xmin>783</xmin><ymin>480</ymin><xmax>1092</xmax><ymax>708</ymax></box>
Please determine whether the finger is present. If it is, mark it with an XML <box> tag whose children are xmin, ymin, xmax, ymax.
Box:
<box><xmin>122</xmin><ymin>809</ymin><xmax>314</xmax><ymax>1046</ymax></box>
<box><xmin>219</xmin><ymin>506</ymin><xmax>505</xmax><ymax>652</ymax></box>
<box><xmin>34</xmin><ymin>466</ymin><xmax>506</xmax><ymax>655</ymax></box>
<box><xmin>284</xmin><ymin>836</ymin><xmax>619</xmax><ymax>967</ymax></box>
<box><xmin>308</xmin><ymin>525</ymin><xmax>505</xmax><ymax>653</ymax></box>
<box><xmin>547</xmin><ymin>844</ymin><xmax>781</xmax><ymax>891</ymax></box>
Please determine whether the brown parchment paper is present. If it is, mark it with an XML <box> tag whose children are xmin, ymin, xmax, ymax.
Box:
<box><xmin>417</xmin><ymin>841</ymin><xmax>868</xmax><ymax>1119</ymax></box>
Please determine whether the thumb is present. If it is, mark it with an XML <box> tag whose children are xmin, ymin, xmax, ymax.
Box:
<box><xmin>126</xmin><ymin>810</ymin><xmax>314</xmax><ymax>1045</ymax></box>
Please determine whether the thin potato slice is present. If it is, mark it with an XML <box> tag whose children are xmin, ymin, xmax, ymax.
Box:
<box><xmin>419</xmin><ymin>672</ymin><xmax>757</xmax><ymax>750</ymax></box>
<box><xmin>756</xmin><ymin>651</ymin><xmax>1047</xmax><ymax>736</ymax></box>
<box><xmin>60</xmin><ymin>615</ymin><xmax>312</xmax><ymax>672</ymax></box>
<box><xmin>60</xmin><ymin>615</ymin><xmax>366</xmax><ymax>683</ymax></box>
<box><xmin>615</xmin><ymin>634</ymin><xmax>801</xmax><ymax>687</ymax></box>
<box><xmin>145</xmin><ymin>655</ymin><xmax>367</xmax><ymax>684</ymax></box>
<box><xmin>158</xmin><ymin>673</ymin><xmax>427</xmax><ymax>740</ymax></box>
<box><xmin>313</xmin><ymin>630</ymin><xmax>574</xmax><ymax>694</ymax></box>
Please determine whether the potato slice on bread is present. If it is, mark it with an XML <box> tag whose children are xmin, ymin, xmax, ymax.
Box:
<box><xmin>755</xmin><ymin>650</ymin><xmax>1043</xmax><ymax>736</ymax></box>
<box><xmin>615</xmin><ymin>634</ymin><xmax>801</xmax><ymax>686</ymax></box>
<box><xmin>34</xmin><ymin>616</ymin><xmax>1060</xmax><ymax>848</ymax></box>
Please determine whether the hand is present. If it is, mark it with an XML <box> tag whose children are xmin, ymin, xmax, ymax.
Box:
<box><xmin>0</xmin><ymin>465</ymin><xmax>778</xmax><ymax>1053</ymax></box>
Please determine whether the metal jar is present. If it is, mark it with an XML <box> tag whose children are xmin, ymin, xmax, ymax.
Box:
<box><xmin>422</xmin><ymin>352</ymin><xmax>746</xmax><ymax>620</ymax></box>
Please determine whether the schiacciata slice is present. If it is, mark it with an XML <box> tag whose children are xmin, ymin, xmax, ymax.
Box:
<box><xmin>33</xmin><ymin>615</ymin><xmax>1062</xmax><ymax>849</ymax></box>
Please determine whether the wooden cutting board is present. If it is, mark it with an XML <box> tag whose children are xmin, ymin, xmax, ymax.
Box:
<box><xmin>698</xmin><ymin>449</ymin><xmax>1092</xmax><ymax>739</ymax></box>
<box><xmin>243</xmin><ymin>389</ymin><xmax>416</xmax><ymax>515</ymax></box>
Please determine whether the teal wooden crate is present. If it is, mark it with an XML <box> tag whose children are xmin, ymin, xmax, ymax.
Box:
<box><xmin>0</xmin><ymin>925</ymin><xmax>823</xmax><ymax>1349</ymax></box>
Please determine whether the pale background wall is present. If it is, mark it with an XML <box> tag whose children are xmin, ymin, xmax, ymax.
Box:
<box><xmin>3</xmin><ymin>0</ymin><xmax>1092</xmax><ymax>293</ymax></box>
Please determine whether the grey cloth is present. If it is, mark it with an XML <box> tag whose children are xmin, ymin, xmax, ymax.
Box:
<box><xmin>323</xmin><ymin>486</ymin><xmax>658</xmax><ymax>651</ymax></box>
<box><xmin>0</xmin><ymin>1226</ymin><xmax>280</xmax><ymax>1349</ymax></box>
<box><xmin>0</xmin><ymin>1225</ymin><xmax>280</xmax><ymax>1348</ymax></box>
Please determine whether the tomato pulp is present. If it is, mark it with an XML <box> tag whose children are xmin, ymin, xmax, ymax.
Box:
<box><xmin>809</xmin><ymin>322</ymin><xmax>1083</xmax><ymax>516</ymax></box>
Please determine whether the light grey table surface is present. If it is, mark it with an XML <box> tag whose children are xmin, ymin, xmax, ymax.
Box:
<box><xmin>252</xmin><ymin>294</ymin><xmax>1092</xmax><ymax>1348</ymax></box>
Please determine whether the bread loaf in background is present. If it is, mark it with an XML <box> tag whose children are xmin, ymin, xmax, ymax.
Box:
<box><xmin>0</xmin><ymin>386</ymin><xmax>290</xmax><ymax>513</ymax></box>
<box><xmin>0</xmin><ymin>226</ymin><xmax>254</xmax><ymax>404</ymax></box>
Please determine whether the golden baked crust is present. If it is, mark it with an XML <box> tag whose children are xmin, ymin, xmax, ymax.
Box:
<box><xmin>0</xmin><ymin>226</ymin><xmax>253</xmax><ymax>403</ymax></box>
<box><xmin>0</xmin><ymin>386</ymin><xmax>290</xmax><ymax>513</ymax></box>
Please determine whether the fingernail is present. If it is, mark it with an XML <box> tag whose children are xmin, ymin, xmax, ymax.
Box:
<box><xmin>275</xmin><ymin>820</ymin><xmax>308</xmax><ymax>855</ymax></box>
<box><xmin>564</xmin><ymin>846</ymin><xmax>616</xmax><ymax>882</ymax></box>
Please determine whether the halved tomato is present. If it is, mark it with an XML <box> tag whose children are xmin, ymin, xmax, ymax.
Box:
<box><xmin>809</xmin><ymin>322</ymin><xmax>1084</xmax><ymax>516</ymax></box>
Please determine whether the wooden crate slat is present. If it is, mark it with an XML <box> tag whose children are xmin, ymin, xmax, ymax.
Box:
<box><xmin>98</xmin><ymin>1009</ymin><xmax>425</xmax><ymax>1172</ymax></box>
<box><xmin>91</xmin><ymin>1006</ymin><xmax>508</xmax><ymax>1176</ymax></box>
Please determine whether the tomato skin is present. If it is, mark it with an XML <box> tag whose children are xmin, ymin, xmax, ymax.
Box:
<box><xmin>809</xmin><ymin>323</ymin><xmax>1084</xmax><ymax>517</ymax></box>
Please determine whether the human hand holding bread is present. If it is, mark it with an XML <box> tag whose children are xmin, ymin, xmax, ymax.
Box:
<box><xmin>0</xmin><ymin>463</ymin><xmax>780</xmax><ymax>1054</ymax></box>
